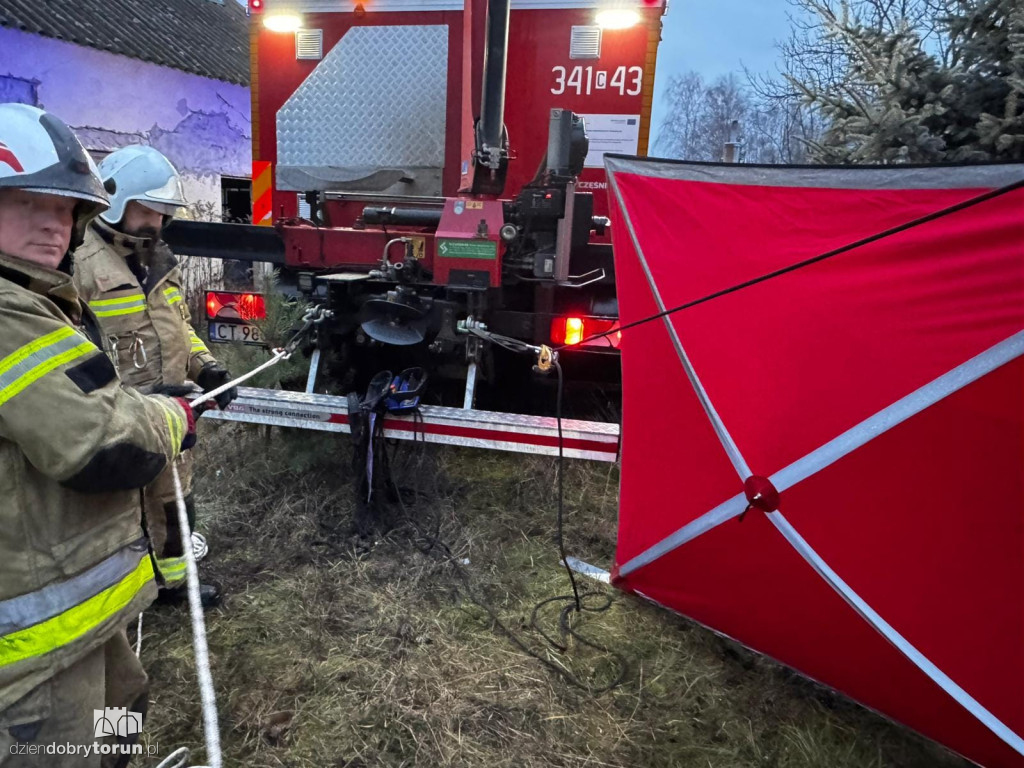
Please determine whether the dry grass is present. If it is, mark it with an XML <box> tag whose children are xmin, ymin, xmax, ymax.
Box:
<box><xmin>138</xmin><ymin>423</ymin><xmax>969</xmax><ymax>768</ymax></box>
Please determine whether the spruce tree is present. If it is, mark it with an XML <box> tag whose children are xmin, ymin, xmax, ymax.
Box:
<box><xmin>791</xmin><ymin>0</ymin><xmax>1024</xmax><ymax>162</ymax></box>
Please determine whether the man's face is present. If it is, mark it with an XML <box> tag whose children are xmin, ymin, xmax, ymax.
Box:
<box><xmin>121</xmin><ymin>201</ymin><xmax>165</xmax><ymax>239</ymax></box>
<box><xmin>0</xmin><ymin>188</ymin><xmax>75</xmax><ymax>269</ymax></box>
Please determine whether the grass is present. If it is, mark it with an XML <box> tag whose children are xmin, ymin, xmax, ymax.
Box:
<box><xmin>138</xmin><ymin>422</ymin><xmax>969</xmax><ymax>768</ymax></box>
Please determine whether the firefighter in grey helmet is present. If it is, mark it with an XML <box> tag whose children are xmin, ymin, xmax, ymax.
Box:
<box><xmin>72</xmin><ymin>144</ymin><xmax>234</xmax><ymax>608</ymax></box>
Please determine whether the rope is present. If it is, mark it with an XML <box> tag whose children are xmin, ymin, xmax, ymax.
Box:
<box><xmin>157</xmin><ymin>335</ymin><xmax>307</xmax><ymax>767</ymax></box>
<box><xmin>170</xmin><ymin>461</ymin><xmax>220</xmax><ymax>768</ymax></box>
<box><xmin>192</xmin><ymin>532</ymin><xmax>209</xmax><ymax>562</ymax></box>
<box><xmin>561</xmin><ymin>176</ymin><xmax>1024</xmax><ymax>350</ymax></box>
<box><xmin>190</xmin><ymin>347</ymin><xmax>290</xmax><ymax>410</ymax></box>
<box><xmin>154</xmin><ymin>747</ymin><xmax>191</xmax><ymax>768</ymax></box>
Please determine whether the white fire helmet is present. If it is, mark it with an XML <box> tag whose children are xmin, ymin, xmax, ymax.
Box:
<box><xmin>0</xmin><ymin>103</ymin><xmax>110</xmax><ymax>248</ymax></box>
<box><xmin>98</xmin><ymin>145</ymin><xmax>188</xmax><ymax>225</ymax></box>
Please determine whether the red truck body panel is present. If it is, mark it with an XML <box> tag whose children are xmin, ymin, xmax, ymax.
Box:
<box><xmin>250</xmin><ymin>0</ymin><xmax>664</xmax><ymax>269</ymax></box>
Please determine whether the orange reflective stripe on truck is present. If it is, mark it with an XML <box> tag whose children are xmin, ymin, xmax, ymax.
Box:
<box><xmin>253</xmin><ymin>160</ymin><xmax>273</xmax><ymax>226</ymax></box>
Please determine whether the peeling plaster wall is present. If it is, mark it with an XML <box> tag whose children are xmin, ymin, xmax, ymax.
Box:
<box><xmin>0</xmin><ymin>26</ymin><xmax>251</xmax><ymax>220</ymax></box>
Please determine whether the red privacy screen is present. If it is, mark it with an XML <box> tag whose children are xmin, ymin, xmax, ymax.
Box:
<box><xmin>605</xmin><ymin>156</ymin><xmax>1024</xmax><ymax>768</ymax></box>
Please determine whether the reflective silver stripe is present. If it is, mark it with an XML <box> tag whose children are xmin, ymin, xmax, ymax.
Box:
<box><xmin>616</xmin><ymin>331</ymin><xmax>1024</xmax><ymax>578</ymax></box>
<box><xmin>0</xmin><ymin>543</ymin><xmax>145</xmax><ymax>635</ymax></box>
<box><xmin>608</xmin><ymin>171</ymin><xmax>751</xmax><ymax>480</ymax></box>
<box><xmin>565</xmin><ymin>557</ymin><xmax>610</xmax><ymax>583</ymax></box>
<box><xmin>618</xmin><ymin>492</ymin><xmax>748</xmax><ymax>577</ymax></box>
<box><xmin>772</xmin><ymin>330</ymin><xmax>1024</xmax><ymax>494</ymax></box>
<box><xmin>767</xmin><ymin>511</ymin><xmax>1024</xmax><ymax>757</ymax></box>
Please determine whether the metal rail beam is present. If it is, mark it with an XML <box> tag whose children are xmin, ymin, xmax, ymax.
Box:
<box><xmin>200</xmin><ymin>386</ymin><xmax>620</xmax><ymax>462</ymax></box>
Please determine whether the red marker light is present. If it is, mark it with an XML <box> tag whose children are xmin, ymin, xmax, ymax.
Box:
<box><xmin>249</xmin><ymin>0</ymin><xmax>264</xmax><ymax>12</ymax></box>
<box><xmin>205</xmin><ymin>291</ymin><xmax>266</xmax><ymax>321</ymax></box>
<box><xmin>206</xmin><ymin>292</ymin><xmax>223</xmax><ymax>319</ymax></box>
<box><xmin>563</xmin><ymin>317</ymin><xmax>585</xmax><ymax>346</ymax></box>
<box><xmin>551</xmin><ymin>316</ymin><xmax>585</xmax><ymax>346</ymax></box>
<box><xmin>551</xmin><ymin>315</ymin><xmax>621</xmax><ymax>348</ymax></box>
<box><xmin>237</xmin><ymin>293</ymin><xmax>267</xmax><ymax>321</ymax></box>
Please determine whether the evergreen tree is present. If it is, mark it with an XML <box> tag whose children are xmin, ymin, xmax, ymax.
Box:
<box><xmin>789</xmin><ymin>0</ymin><xmax>1024</xmax><ymax>162</ymax></box>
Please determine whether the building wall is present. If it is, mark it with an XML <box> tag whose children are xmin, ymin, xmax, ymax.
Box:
<box><xmin>0</xmin><ymin>26</ymin><xmax>251</xmax><ymax>221</ymax></box>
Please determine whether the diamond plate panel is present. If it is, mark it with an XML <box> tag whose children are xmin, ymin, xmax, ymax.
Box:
<box><xmin>277</xmin><ymin>25</ymin><xmax>448</xmax><ymax>193</ymax></box>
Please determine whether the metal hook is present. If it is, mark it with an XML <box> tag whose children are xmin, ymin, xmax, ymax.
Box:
<box><xmin>130</xmin><ymin>332</ymin><xmax>148</xmax><ymax>369</ymax></box>
<box><xmin>107</xmin><ymin>336</ymin><xmax>121</xmax><ymax>377</ymax></box>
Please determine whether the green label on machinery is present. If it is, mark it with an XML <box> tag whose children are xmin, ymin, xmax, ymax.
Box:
<box><xmin>437</xmin><ymin>239</ymin><xmax>497</xmax><ymax>260</ymax></box>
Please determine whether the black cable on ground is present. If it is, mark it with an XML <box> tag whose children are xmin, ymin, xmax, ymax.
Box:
<box><xmin>375</xmin><ymin>381</ymin><xmax>629</xmax><ymax>694</ymax></box>
<box><xmin>518</xmin><ymin>358</ymin><xmax>628</xmax><ymax>692</ymax></box>
<box><xmin>553</xmin><ymin>361</ymin><xmax>582</xmax><ymax>613</ymax></box>
<box><xmin>400</xmin><ymin>507</ymin><xmax>629</xmax><ymax>693</ymax></box>
<box><xmin>561</xmin><ymin>176</ymin><xmax>1024</xmax><ymax>350</ymax></box>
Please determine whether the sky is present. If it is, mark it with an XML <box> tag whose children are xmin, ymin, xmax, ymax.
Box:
<box><xmin>650</xmin><ymin>0</ymin><xmax>795</xmax><ymax>127</ymax></box>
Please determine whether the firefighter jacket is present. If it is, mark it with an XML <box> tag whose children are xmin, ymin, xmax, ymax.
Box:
<box><xmin>73</xmin><ymin>221</ymin><xmax>218</xmax><ymax>393</ymax></box>
<box><xmin>73</xmin><ymin>221</ymin><xmax>219</xmax><ymax>588</ymax></box>
<box><xmin>0</xmin><ymin>251</ymin><xmax>188</xmax><ymax>712</ymax></box>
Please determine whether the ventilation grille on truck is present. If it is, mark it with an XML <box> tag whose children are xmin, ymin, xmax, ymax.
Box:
<box><xmin>296</xmin><ymin>29</ymin><xmax>324</xmax><ymax>60</ymax></box>
<box><xmin>570</xmin><ymin>26</ymin><xmax>602</xmax><ymax>60</ymax></box>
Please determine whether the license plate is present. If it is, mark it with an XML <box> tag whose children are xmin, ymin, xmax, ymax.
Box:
<box><xmin>208</xmin><ymin>321</ymin><xmax>263</xmax><ymax>346</ymax></box>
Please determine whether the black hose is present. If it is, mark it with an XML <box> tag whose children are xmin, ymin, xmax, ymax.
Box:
<box><xmin>362</xmin><ymin>206</ymin><xmax>443</xmax><ymax>227</ymax></box>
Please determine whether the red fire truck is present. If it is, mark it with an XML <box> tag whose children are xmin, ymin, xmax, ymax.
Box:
<box><xmin>169</xmin><ymin>0</ymin><xmax>666</xmax><ymax>409</ymax></box>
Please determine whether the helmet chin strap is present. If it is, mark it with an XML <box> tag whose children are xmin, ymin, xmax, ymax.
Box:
<box><xmin>58</xmin><ymin>249</ymin><xmax>74</xmax><ymax>275</ymax></box>
<box><xmin>64</xmin><ymin>202</ymin><xmax>99</xmax><ymax>273</ymax></box>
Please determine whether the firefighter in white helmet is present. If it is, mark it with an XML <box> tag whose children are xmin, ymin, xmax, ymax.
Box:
<box><xmin>73</xmin><ymin>145</ymin><xmax>234</xmax><ymax>609</ymax></box>
<box><xmin>0</xmin><ymin>104</ymin><xmax>197</xmax><ymax>767</ymax></box>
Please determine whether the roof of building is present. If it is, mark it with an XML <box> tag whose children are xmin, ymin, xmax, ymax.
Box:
<box><xmin>0</xmin><ymin>0</ymin><xmax>250</xmax><ymax>86</ymax></box>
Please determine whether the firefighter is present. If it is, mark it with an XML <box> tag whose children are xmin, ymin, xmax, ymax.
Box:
<box><xmin>72</xmin><ymin>145</ymin><xmax>235</xmax><ymax>609</ymax></box>
<box><xmin>0</xmin><ymin>104</ymin><xmax>197</xmax><ymax>766</ymax></box>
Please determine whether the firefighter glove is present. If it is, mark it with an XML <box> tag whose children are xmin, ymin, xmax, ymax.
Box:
<box><xmin>173</xmin><ymin>397</ymin><xmax>198</xmax><ymax>451</ymax></box>
<box><xmin>154</xmin><ymin>384</ymin><xmax>195</xmax><ymax>398</ymax></box>
<box><xmin>196</xmin><ymin>362</ymin><xmax>237</xmax><ymax>410</ymax></box>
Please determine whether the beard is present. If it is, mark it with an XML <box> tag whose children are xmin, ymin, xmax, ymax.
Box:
<box><xmin>128</xmin><ymin>225</ymin><xmax>161</xmax><ymax>240</ymax></box>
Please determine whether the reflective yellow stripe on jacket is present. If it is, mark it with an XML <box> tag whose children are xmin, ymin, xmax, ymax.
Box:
<box><xmin>156</xmin><ymin>400</ymin><xmax>184</xmax><ymax>450</ymax></box>
<box><xmin>0</xmin><ymin>327</ymin><xmax>95</xmax><ymax>407</ymax></box>
<box><xmin>156</xmin><ymin>555</ymin><xmax>187</xmax><ymax>587</ymax></box>
<box><xmin>88</xmin><ymin>294</ymin><xmax>146</xmax><ymax>317</ymax></box>
<box><xmin>163</xmin><ymin>286</ymin><xmax>183</xmax><ymax>306</ymax></box>
<box><xmin>189</xmin><ymin>330</ymin><xmax>209</xmax><ymax>355</ymax></box>
<box><xmin>0</xmin><ymin>545</ymin><xmax>154</xmax><ymax>666</ymax></box>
